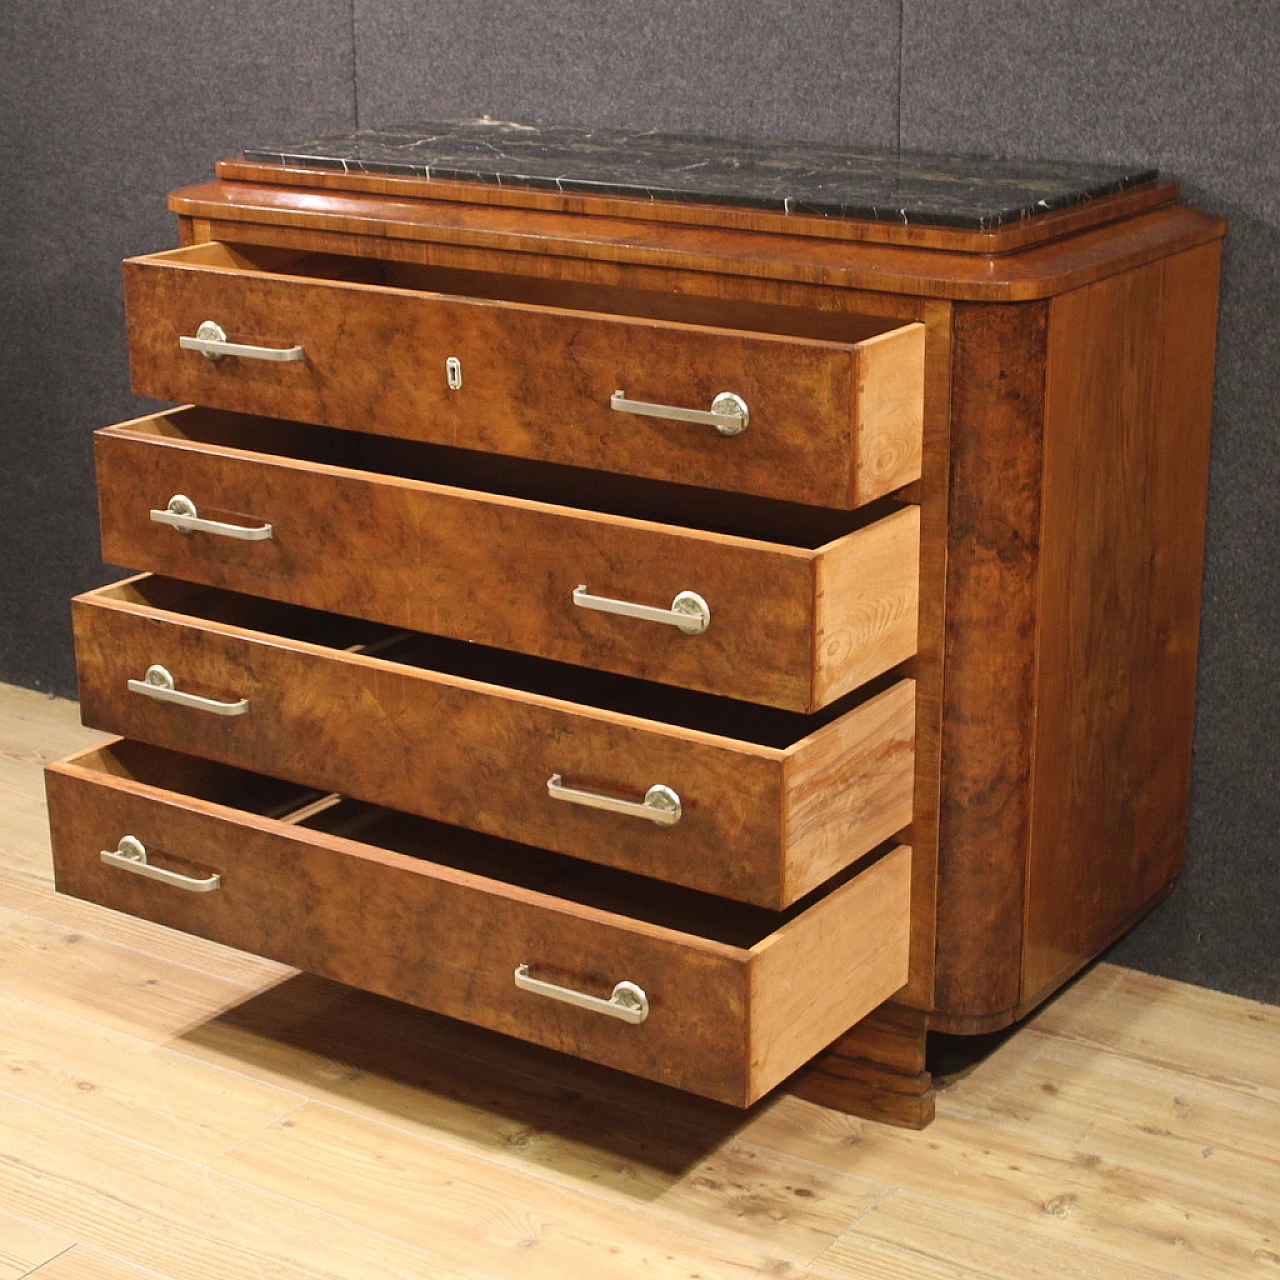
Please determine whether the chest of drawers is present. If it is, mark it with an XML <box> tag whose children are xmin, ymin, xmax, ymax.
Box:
<box><xmin>45</xmin><ymin>124</ymin><xmax>1226</xmax><ymax>1127</ymax></box>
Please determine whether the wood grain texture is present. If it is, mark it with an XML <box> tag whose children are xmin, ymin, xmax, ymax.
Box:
<box><xmin>21</xmin><ymin>1249</ymin><xmax>168</xmax><ymax>1280</ymax></box>
<box><xmin>0</xmin><ymin>1213</ymin><xmax>72</xmax><ymax>1280</ymax></box>
<box><xmin>123</xmin><ymin>243</ymin><xmax>925</xmax><ymax>508</ymax></box>
<box><xmin>781</xmin><ymin>682</ymin><xmax>916</xmax><ymax>903</ymax></box>
<box><xmin>749</xmin><ymin>847</ymin><xmax>911</xmax><ymax>1097</ymax></box>
<box><xmin>185</xmin><ymin>213</ymin><xmax>931</xmax><ymax>330</ymax></box>
<box><xmin>94</xmin><ymin>409</ymin><xmax>920</xmax><ymax>711</ymax></box>
<box><xmin>1022</xmin><ymin>243</ymin><xmax>1223</xmax><ymax>1000</ymax></box>
<box><xmin>786</xmin><ymin>1002</ymin><xmax>934</xmax><ymax>1129</ymax></box>
<box><xmin>929</xmin><ymin>301</ymin><xmax>1049</xmax><ymax>1024</ymax></box>
<box><xmin>73</xmin><ymin>577</ymin><xmax>915</xmax><ymax>907</ymax></box>
<box><xmin>851</xmin><ymin>320</ymin><xmax>926</xmax><ymax>501</ymax></box>
<box><xmin>45</xmin><ymin>742</ymin><xmax>913</xmax><ymax>1105</ymax></box>
<box><xmin>169</xmin><ymin>180</ymin><xmax>1226</xmax><ymax>301</ymax></box>
<box><xmin>208</xmin><ymin>1100</ymin><xmax>824</xmax><ymax>1280</ymax></box>
<box><xmin>812</xmin><ymin>503</ymin><xmax>920</xmax><ymax>710</ymax></box>
<box><xmin>0</xmin><ymin>1091</ymin><xmax>504</xmax><ymax>1280</ymax></box>
<box><xmin>217</xmin><ymin>158</ymin><xmax>1182</xmax><ymax>254</ymax></box>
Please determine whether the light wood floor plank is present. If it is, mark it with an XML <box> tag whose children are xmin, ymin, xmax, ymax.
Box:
<box><xmin>212</xmin><ymin>1100</ymin><xmax>823</xmax><ymax>1280</ymax></box>
<box><xmin>743</xmin><ymin>1096</ymin><xmax>1278</xmax><ymax>1280</ymax></box>
<box><xmin>1033</xmin><ymin>963</ymin><xmax>1280</xmax><ymax>1099</ymax></box>
<box><xmin>0</xmin><ymin>1210</ymin><xmax>73</xmax><ymax>1280</ymax></box>
<box><xmin>0</xmin><ymin>987</ymin><xmax>304</xmax><ymax>1163</ymax></box>
<box><xmin>0</xmin><ymin>904</ymin><xmax>276</xmax><ymax>1043</ymax></box>
<box><xmin>0</xmin><ymin>1092</ymin><xmax>504</xmax><ymax>1280</ymax></box>
<box><xmin>820</xmin><ymin>1189</ymin><xmax>1187</xmax><ymax>1280</ymax></box>
<box><xmin>0</xmin><ymin>864</ymin><xmax>294</xmax><ymax>988</ymax></box>
<box><xmin>25</xmin><ymin>1245</ymin><xmax>173</xmax><ymax>1280</ymax></box>
<box><xmin>980</xmin><ymin>1031</ymin><xmax>1280</xmax><ymax>1167</ymax></box>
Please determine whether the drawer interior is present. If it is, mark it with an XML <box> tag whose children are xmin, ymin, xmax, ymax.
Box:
<box><xmin>77</xmin><ymin>739</ymin><xmax>890</xmax><ymax>948</ymax></box>
<box><xmin>99</xmin><ymin>575</ymin><xmax>905</xmax><ymax>750</ymax></box>
<box><xmin>130</xmin><ymin>407</ymin><xmax>904</xmax><ymax>541</ymax></box>
<box><xmin>171</xmin><ymin>241</ymin><xmax>912</xmax><ymax>346</ymax></box>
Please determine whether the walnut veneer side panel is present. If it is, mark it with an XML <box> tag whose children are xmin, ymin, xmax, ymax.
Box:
<box><xmin>1021</xmin><ymin>242</ymin><xmax>1222</xmax><ymax>1001</ymax></box>
<box><xmin>929</xmin><ymin>300</ymin><xmax>1049</xmax><ymax>1024</ymax></box>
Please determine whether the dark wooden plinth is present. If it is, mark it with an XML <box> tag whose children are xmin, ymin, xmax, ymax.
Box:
<box><xmin>786</xmin><ymin>1003</ymin><xmax>934</xmax><ymax>1129</ymax></box>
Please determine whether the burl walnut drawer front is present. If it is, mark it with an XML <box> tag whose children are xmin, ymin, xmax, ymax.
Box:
<box><xmin>73</xmin><ymin>576</ymin><xmax>916</xmax><ymax>909</ymax></box>
<box><xmin>95</xmin><ymin>408</ymin><xmax>921</xmax><ymax>713</ymax></box>
<box><xmin>123</xmin><ymin>242</ymin><xmax>925</xmax><ymax>509</ymax></box>
<box><xmin>46</xmin><ymin>740</ymin><xmax>912</xmax><ymax>1106</ymax></box>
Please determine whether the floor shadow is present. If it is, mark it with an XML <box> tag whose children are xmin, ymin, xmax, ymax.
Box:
<box><xmin>176</xmin><ymin>969</ymin><xmax>752</xmax><ymax>1189</ymax></box>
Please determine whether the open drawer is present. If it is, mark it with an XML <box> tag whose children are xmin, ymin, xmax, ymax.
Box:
<box><xmin>122</xmin><ymin>242</ymin><xmax>925</xmax><ymax>509</ymax></box>
<box><xmin>74</xmin><ymin>576</ymin><xmax>916</xmax><ymax>908</ymax></box>
<box><xmin>46</xmin><ymin>739</ymin><xmax>911</xmax><ymax>1106</ymax></box>
<box><xmin>95</xmin><ymin>407</ymin><xmax>920</xmax><ymax>712</ymax></box>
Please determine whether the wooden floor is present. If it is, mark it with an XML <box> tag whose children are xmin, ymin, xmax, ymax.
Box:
<box><xmin>1</xmin><ymin>682</ymin><xmax>1278</xmax><ymax>1280</ymax></box>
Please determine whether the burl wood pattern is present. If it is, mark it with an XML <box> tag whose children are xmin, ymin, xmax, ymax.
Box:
<box><xmin>46</xmin><ymin>742</ymin><xmax>913</xmax><ymax>1105</ymax></box>
<box><xmin>1022</xmin><ymin>243</ymin><xmax>1222</xmax><ymax>1002</ymax></box>
<box><xmin>928</xmin><ymin>301</ymin><xmax>1048</xmax><ymax>1025</ymax></box>
<box><xmin>73</xmin><ymin>579</ymin><xmax>917</xmax><ymax>908</ymax></box>
<box><xmin>94</xmin><ymin>410</ymin><xmax>920</xmax><ymax>712</ymax></box>
<box><xmin>123</xmin><ymin>244</ymin><xmax>925</xmax><ymax>508</ymax></box>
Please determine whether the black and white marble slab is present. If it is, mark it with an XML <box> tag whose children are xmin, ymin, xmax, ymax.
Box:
<box><xmin>243</xmin><ymin>119</ymin><xmax>1158</xmax><ymax>230</ymax></box>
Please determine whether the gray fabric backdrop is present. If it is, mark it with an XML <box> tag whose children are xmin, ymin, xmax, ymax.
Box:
<box><xmin>3</xmin><ymin>2</ymin><xmax>1275</xmax><ymax>1002</ymax></box>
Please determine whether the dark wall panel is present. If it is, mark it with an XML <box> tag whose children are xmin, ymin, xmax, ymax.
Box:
<box><xmin>0</xmin><ymin>0</ymin><xmax>355</xmax><ymax>695</ymax></box>
<box><xmin>901</xmin><ymin>1</ymin><xmax>1280</xmax><ymax>1003</ymax></box>
<box><xmin>353</xmin><ymin>0</ymin><xmax>902</xmax><ymax>143</ymax></box>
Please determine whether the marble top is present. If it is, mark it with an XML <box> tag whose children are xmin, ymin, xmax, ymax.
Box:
<box><xmin>243</xmin><ymin>120</ymin><xmax>1158</xmax><ymax>230</ymax></box>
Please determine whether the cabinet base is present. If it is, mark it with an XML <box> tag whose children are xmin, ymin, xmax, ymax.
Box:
<box><xmin>785</xmin><ymin>1002</ymin><xmax>934</xmax><ymax>1129</ymax></box>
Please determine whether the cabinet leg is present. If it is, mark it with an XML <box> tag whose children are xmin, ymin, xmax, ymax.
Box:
<box><xmin>786</xmin><ymin>1003</ymin><xmax>934</xmax><ymax>1129</ymax></box>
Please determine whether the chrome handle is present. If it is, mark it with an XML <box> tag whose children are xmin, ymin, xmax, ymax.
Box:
<box><xmin>179</xmin><ymin>320</ymin><xmax>304</xmax><ymax>362</ymax></box>
<box><xmin>513</xmin><ymin>964</ymin><xmax>649</xmax><ymax>1024</ymax></box>
<box><xmin>127</xmin><ymin>664</ymin><xmax>249</xmax><ymax>717</ymax></box>
<box><xmin>610</xmin><ymin>389</ymin><xmax>748</xmax><ymax>436</ymax></box>
<box><xmin>572</xmin><ymin>585</ymin><xmax>709</xmax><ymax>635</ymax></box>
<box><xmin>546</xmin><ymin>774</ymin><xmax>681</xmax><ymax>826</ymax></box>
<box><xmin>100</xmin><ymin>836</ymin><xmax>221</xmax><ymax>892</ymax></box>
<box><xmin>149</xmin><ymin>495</ymin><xmax>274</xmax><ymax>541</ymax></box>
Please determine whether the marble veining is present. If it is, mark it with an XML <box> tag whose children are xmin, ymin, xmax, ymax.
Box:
<box><xmin>243</xmin><ymin>119</ymin><xmax>1159</xmax><ymax>230</ymax></box>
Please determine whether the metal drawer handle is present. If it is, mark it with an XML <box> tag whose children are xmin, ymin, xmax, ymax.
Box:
<box><xmin>610</xmin><ymin>389</ymin><xmax>748</xmax><ymax>436</ymax></box>
<box><xmin>546</xmin><ymin>774</ymin><xmax>682</xmax><ymax>826</ymax></box>
<box><xmin>513</xmin><ymin>964</ymin><xmax>649</xmax><ymax>1024</ymax></box>
<box><xmin>127</xmin><ymin>664</ymin><xmax>249</xmax><ymax>716</ymax></box>
<box><xmin>572</xmin><ymin>585</ymin><xmax>710</xmax><ymax>635</ymax></box>
<box><xmin>101</xmin><ymin>836</ymin><xmax>221</xmax><ymax>892</ymax></box>
<box><xmin>150</xmin><ymin>494</ymin><xmax>274</xmax><ymax>541</ymax></box>
<box><xmin>179</xmin><ymin>320</ymin><xmax>304</xmax><ymax>362</ymax></box>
